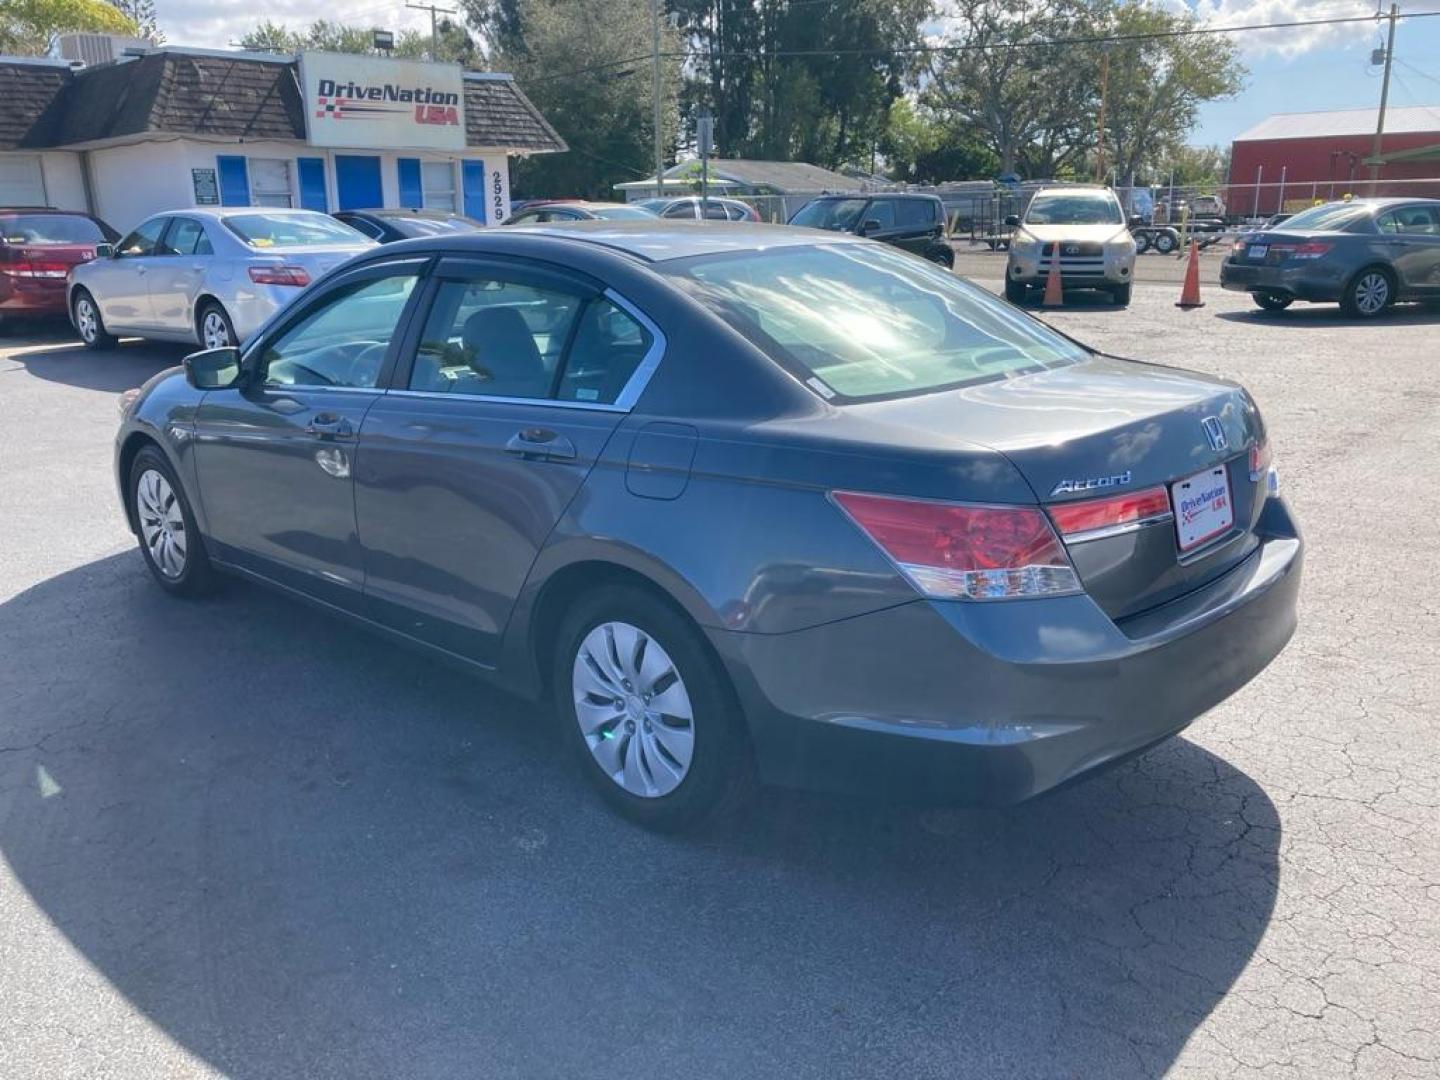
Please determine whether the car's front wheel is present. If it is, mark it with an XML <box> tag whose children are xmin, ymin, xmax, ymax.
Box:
<box><xmin>129</xmin><ymin>446</ymin><xmax>216</xmax><ymax>596</ymax></box>
<box><xmin>198</xmin><ymin>301</ymin><xmax>236</xmax><ymax>349</ymax></box>
<box><xmin>1340</xmin><ymin>268</ymin><xmax>1393</xmax><ymax>318</ymax></box>
<box><xmin>555</xmin><ymin>585</ymin><xmax>752</xmax><ymax>830</ymax></box>
<box><xmin>73</xmin><ymin>289</ymin><xmax>116</xmax><ymax>350</ymax></box>
<box><xmin>1253</xmin><ymin>291</ymin><xmax>1293</xmax><ymax>312</ymax></box>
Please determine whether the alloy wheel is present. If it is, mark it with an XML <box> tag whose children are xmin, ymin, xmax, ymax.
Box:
<box><xmin>76</xmin><ymin>297</ymin><xmax>97</xmax><ymax>343</ymax></box>
<box><xmin>202</xmin><ymin>309</ymin><xmax>232</xmax><ymax>349</ymax></box>
<box><xmin>1354</xmin><ymin>272</ymin><xmax>1389</xmax><ymax>315</ymax></box>
<box><xmin>572</xmin><ymin>621</ymin><xmax>695</xmax><ymax>798</ymax></box>
<box><xmin>136</xmin><ymin>469</ymin><xmax>187</xmax><ymax>579</ymax></box>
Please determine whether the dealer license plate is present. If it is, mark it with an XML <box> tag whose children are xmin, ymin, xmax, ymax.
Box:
<box><xmin>1248</xmin><ymin>244</ymin><xmax>1268</xmax><ymax>260</ymax></box>
<box><xmin>1171</xmin><ymin>465</ymin><xmax>1234</xmax><ymax>552</ymax></box>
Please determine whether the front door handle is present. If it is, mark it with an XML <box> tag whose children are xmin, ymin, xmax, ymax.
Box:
<box><xmin>306</xmin><ymin>412</ymin><xmax>354</xmax><ymax>438</ymax></box>
<box><xmin>504</xmin><ymin>427</ymin><xmax>577</xmax><ymax>461</ymax></box>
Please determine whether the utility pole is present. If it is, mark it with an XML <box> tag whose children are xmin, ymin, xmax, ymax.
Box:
<box><xmin>406</xmin><ymin>1</ymin><xmax>456</xmax><ymax>58</ymax></box>
<box><xmin>1369</xmin><ymin>2</ymin><xmax>1399</xmax><ymax>183</ymax></box>
<box><xmin>1095</xmin><ymin>53</ymin><xmax>1109</xmax><ymax>185</ymax></box>
<box><xmin>651</xmin><ymin>0</ymin><xmax>663</xmax><ymax>195</ymax></box>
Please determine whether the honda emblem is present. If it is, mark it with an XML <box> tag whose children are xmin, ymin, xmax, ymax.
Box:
<box><xmin>1201</xmin><ymin>416</ymin><xmax>1227</xmax><ymax>452</ymax></box>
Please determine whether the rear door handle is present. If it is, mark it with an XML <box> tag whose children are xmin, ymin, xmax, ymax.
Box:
<box><xmin>504</xmin><ymin>427</ymin><xmax>576</xmax><ymax>461</ymax></box>
<box><xmin>306</xmin><ymin>412</ymin><xmax>354</xmax><ymax>438</ymax></box>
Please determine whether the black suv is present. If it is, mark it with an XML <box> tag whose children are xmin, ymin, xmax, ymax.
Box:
<box><xmin>788</xmin><ymin>193</ymin><xmax>953</xmax><ymax>267</ymax></box>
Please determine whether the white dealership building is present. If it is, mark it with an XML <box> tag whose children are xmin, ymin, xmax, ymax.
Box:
<box><xmin>0</xmin><ymin>44</ymin><xmax>565</xmax><ymax>232</ymax></box>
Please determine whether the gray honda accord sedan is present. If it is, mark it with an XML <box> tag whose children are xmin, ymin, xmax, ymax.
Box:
<box><xmin>115</xmin><ymin>222</ymin><xmax>1302</xmax><ymax>829</ymax></box>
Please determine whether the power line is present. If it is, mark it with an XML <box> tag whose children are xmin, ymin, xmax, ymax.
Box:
<box><xmin>520</xmin><ymin>9</ymin><xmax>1440</xmax><ymax>83</ymax></box>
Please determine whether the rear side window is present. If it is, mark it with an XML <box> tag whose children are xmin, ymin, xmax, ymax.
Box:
<box><xmin>407</xmin><ymin>275</ymin><xmax>652</xmax><ymax>405</ymax></box>
<box><xmin>894</xmin><ymin>199</ymin><xmax>938</xmax><ymax>227</ymax></box>
<box><xmin>1377</xmin><ymin>207</ymin><xmax>1440</xmax><ymax>235</ymax></box>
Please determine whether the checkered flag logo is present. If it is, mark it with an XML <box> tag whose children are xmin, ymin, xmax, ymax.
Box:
<box><xmin>315</xmin><ymin>96</ymin><xmax>347</xmax><ymax>120</ymax></box>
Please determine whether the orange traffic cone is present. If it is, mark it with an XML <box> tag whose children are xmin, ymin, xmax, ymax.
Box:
<box><xmin>1176</xmin><ymin>239</ymin><xmax>1205</xmax><ymax>308</ymax></box>
<box><xmin>1042</xmin><ymin>251</ymin><xmax>1063</xmax><ymax>307</ymax></box>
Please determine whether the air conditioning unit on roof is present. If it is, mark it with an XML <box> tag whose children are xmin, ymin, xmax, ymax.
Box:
<box><xmin>56</xmin><ymin>33</ymin><xmax>154</xmax><ymax>68</ymax></box>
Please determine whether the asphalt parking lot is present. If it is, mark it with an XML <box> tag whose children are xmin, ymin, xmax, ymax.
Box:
<box><xmin>1</xmin><ymin>280</ymin><xmax>1437</xmax><ymax>1079</ymax></box>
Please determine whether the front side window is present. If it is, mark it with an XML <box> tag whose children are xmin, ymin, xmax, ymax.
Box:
<box><xmin>662</xmin><ymin>202</ymin><xmax>696</xmax><ymax>219</ymax></box>
<box><xmin>223</xmin><ymin>212</ymin><xmax>365</xmax><ymax>248</ymax></box>
<box><xmin>249</xmin><ymin>158</ymin><xmax>294</xmax><ymax>208</ymax></box>
<box><xmin>1024</xmin><ymin>193</ymin><xmax>1124</xmax><ymax>226</ymax></box>
<box><xmin>117</xmin><ymin>218</ymin><xmax>167</xmax><ymax>257</ymax></box>
<box><xmin>408</xmin><ymin>275</ymin><xmax>653</xmax><ymax>405</ymax></box>
<box><xmin>260</xmin><ymin>272</ymin><xmax>419</xmax><ymax>389</ymax></box>
<box><xmin>862</xmin><ymin>200</ymin><xmax>897</xmax><ymax>230</ymax></box>
<box><xmin>789</xmin><ymin>198</ymin><xmax>867</xmax><ymax>232</ymax></box>
<box><xmin>421</xmin><ymin>161</ymin><xmax>457</xmax><ymax>211</ymax></box>
<box><xmin>666</xmin><ymin>242</ymin><xmax>1086</xmax><ymax>403</ymax></box>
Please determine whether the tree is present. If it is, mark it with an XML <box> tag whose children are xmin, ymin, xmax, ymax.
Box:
<box><xmin>111</xmin><ymin>0</ymin><xmax>161</xmax><ymax>42</ymax></box>
<box><xmin>878</xmin><ymin>97</ymin><xmax>998</xmax><ymax>183</ymax></box>
<box><xmin>497</xmin><ymin>0</ymin><xmax>683</xmax><ymax>198</ymax></box>
<box><xmin>0</xmin><ymin>0</ymin><xmax>136</xmax><ymax>55</ymax></box>
<box><xmin>1164</xmin><ymin>143</ymin><xmax>1229</xmax><ymax>187</ymax></box>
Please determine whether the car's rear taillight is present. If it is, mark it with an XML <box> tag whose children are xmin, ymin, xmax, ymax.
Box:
<box><xmin>1047</xmin><ymin>487</ymin><xmax>1171</xmax><ymax>541</ymax></box>
<box><xmin>1250</xmin><ymin>438</ymin><xmax>1279</xmax><ymax>495</ymax></box>
<box><xmin>248</xmin><ymin>265</ymin><xmax>311</xmax><ymax>286</ymax></box>
<box><xmin>1</xmin><ymin>260</ymin><xmax>70</xmax><ymax>278</ymax></box>
<box><xmin>831</xmin><ymin>491</ymin><xmax>1080</xmax><ymax>600</ymax></box>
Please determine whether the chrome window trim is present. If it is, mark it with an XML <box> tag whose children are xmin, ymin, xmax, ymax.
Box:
<box><xmin>259</xmin><ymin>383</ymin><xmax>384</xmax><ymax>395</ymax></box>
<box><xmin>389</xmin><ymin>284</ymin><xmax>665</xmax><ymax>413</ymax></box>
<box><xmin>1062</xmin><ymin>511</ymin><xmax>1175</xmax><ymax>546</ymax></box>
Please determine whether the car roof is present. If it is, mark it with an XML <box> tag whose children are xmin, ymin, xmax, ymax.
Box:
<box><xmin>808</xmin><ymin>192</ymin><xmax>937</xmax><ymax>201</ymax></box>
<box><xmin>449</xmin><ymin>220</ymin><xmax>858</xmax><ymax>262</ymax></box>
<box><xmin>1032</xmin><ymin>186</ymin><xmax>1115</xmax><ymax>196</ymax></box>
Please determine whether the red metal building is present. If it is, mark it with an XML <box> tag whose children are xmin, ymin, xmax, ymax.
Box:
<box><xmin>1226</xmin><ymin>105</ymin><xmax>1440</xmax><ymax>215</ymax></box>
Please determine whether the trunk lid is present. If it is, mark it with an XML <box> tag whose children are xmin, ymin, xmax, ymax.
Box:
<box><xmin>1231</xmin><ymin>229</ymin><xmax>1343</xmax><ymax>265</ymax></box>
<box><xmin>850</xmin><ymin>355</ymin><xmax>1268</xmax><ymax>620</ymax></box>
<box><xmin>248</xmin><ymin>244</ymin><xmax>372</xmax><ymax>283</ymax></box>
<box><xmin>1</xmin><ymin>242</ymin><xmax>98</xmax><ymax>280</ymax></box>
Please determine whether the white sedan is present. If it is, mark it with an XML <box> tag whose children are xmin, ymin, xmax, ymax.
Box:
<box><xmin>68</xmin><ymin>207</ymin><xmax>375</xmax><ymax>350</ymax></box>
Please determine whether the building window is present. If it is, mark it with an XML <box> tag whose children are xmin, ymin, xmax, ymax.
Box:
<box><xmin>422</xmin><ymin>161</ymin><xmax>457</xmax><ymax>211</ymax></box>
<box><xmin>249</xmin><ymin>158</ymin><xmax>294</xmax><ymax>208</ymax></box>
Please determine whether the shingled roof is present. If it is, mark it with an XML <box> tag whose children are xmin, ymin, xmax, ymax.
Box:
<box><xmin>0</xmin><ymin>59</ymin><xmax>72</xmax><ymax>151</ymax></box>
<box><xmin>0</xmin><ymin>50</ymin><xmax>564</xmax><ymax>154</ymax></box>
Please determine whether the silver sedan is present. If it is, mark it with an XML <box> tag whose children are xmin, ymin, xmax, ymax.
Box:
<box><xmin>68</xmin><ymin>207</ymin><xmax>375</xmax><ymax>350</ymax></box>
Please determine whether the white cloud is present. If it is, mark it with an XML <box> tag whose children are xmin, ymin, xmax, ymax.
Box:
<box><xmin>154</xmin><ymin>0</ymin><xmax>432</xmax><ymax>51</ymax></box>
<box><xmin>1163</xmin><ymin>0</ymin><xmax>1383</xmax><ymax>59</ymax></box>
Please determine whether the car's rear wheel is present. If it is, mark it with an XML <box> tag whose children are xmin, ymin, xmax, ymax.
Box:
<box><xmin>1004</xmin><ymin>278</ymin><xmax>1029</xmax><ymax>304</ymax></box>
<box><xmin>1152</xmin><ymin>230</ymin><xmax>1178</xmax><ymax>255</ymax></box>
<box><xmin>73</xmin><ymin>289</ymin><xmax>116</xmax><ymax>350</ymax></box>
<box><xmin>198</xmin><ymin>302</ymin><xmax>236</xmax><ymax>349</ymax></box>
<box><xmin>1340</xmin><ymin>268</ymin><xmax>1393</xmax><ymax>318</ymax></box>
<box><xmin>129</xmin><ymin>446</ymin><xmax>216</xmax><ymax>596</ymax></box>
<box><xmin>554</xmin><ymin>585</ymin><xmax>752</xmax><ymax>830</ymax></box>
<box><xmin>1253</xmin><ymin>291</ymin><xmax>1293</xmax><ymax>312</ymax></box>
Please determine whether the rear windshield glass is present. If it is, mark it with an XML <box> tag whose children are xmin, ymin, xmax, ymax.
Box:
<box><xmin>665</xmin><ymin>243</ymin><xmax>1088</xmax><ymax>402</ymax></box>
<box><xmin>223</xmin><ymin>213</ymin><xmax>367</xmax><ymax>248</ymax></box>
<box><xmin>386</xmin><ymin>214</ymin><xmax>481</xmax><ymax>236</ymax></box>
<box><xmin>0</xmin><ymin>214</ymin><xmax>111</xmax><ymax>245</ymax></box>
<box><xmin>1024</xmin><ymin>193</ymin><xmax>1123</xmax><ymax>225</ymax></box>
<box><xmin>1274</xmin><ymin>203</ymin><xmax>1374</xmax><ymax>232</ymax></box>
<box><xmin>789</xmin><ymin>198</ymin><xmax>868</xmax><ymax>231</ymax></box>
<box><xmin>588</xmin><ymin>205</ymin><xmax>658</xmax><ymax>220</ymax></box>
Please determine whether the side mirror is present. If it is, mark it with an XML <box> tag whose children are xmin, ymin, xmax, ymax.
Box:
<box><xmin>94</xmin><ymin>242</ymin><xmax>115</xmax><ymax>259</ymax></box>
<box><xmin>859</xmin><ymin>218</ymin><xmax>883</xmax><ymax>235</ymax></box>
<box><xmin>184</xmin><ymin>346</ymin><xmax>244</xmax><ymax>390</ymax></box>
<box><xmin>1004</xmin><ymin>214</ymin><xmax>1021</xmax><ymax>227</ymax></box>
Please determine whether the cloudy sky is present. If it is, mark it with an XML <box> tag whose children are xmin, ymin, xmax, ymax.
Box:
<box><xmin>153</xmin><ymin>0</ymin><xmax>1440</xmax><ymax>146</ymax></box>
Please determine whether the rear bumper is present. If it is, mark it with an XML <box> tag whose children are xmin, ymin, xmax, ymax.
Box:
<box><xmin>712</xmin><ymin>498</ymin><xmax>1302</xmax><ymax>805</ymax></box>
<box><xmin>0</xmin><ymin>277</ymin><xmax>69</xmax><ymax>317</ymax></box>
<box><xmin>1219</xmin><ymin>259</ymin><xmax>1345</xmax><ymax>301</ymax></box>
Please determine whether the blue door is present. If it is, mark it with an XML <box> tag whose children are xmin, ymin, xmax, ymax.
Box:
<box><xmin>462</xmin><ymin>160</ymin><xmax>487</xmax><ymax>222</ymax></box>
<box><xmin>334</xmin><ymin>155</ymin><xmax>383</xmax><ymax>210</ymax></box>
<box><xmin>297</xmin><ymin>157</ymin><xmax>328</xmax><ymax>212</ymax></box>
<box><xmin>216</xmin><ymin>155</ymin><xmax>250</xmax><ymax>206</ymax></box>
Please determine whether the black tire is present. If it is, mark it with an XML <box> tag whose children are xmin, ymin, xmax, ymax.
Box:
<box><xmin>1004</xmin><ymin>278</ymin><xmax>1029</xmax><ymax>305</ymax></box>
<box><xmin>929</xmin><ymin>249</ymin><xmax>954</xmax><ymax>270</ymax></box>
<box><xmin>128</xmin><ymin>445</ymin><xmax>217</xmax><ymax>597</ymax></box>
<box><xmin>197</xmin><ymin>301</ymin><xmax>236</xmax><ymax>349</ymax></box>
<box><xmin>1110</xmin><ymin>282</ymin><xmax>1132</xmax><ymax>306</ymax></box>
<box><xmin>553</xmin><ymin>584</ymin><xmax>754</xmax><ymax>831</ymax></box>
<box><xmin>1133</xmin><ymin>231</ymin><xmax>1151</xmax><ymax>254</ymax></box>
<box><xmin>1152</xmin><ymin>230</ymin><xmax>1178</xmax><ymax>255</ymax></box>
<box><xmin>1339</xmin><ymin>267</ymin><xmax>1394</xmax><ymax>319</ymax></box>
<box><xmin>72</xmin><ymin>288</ymin><xmax>116</xmax><ymax>351</ymax></box>
<box><xmin>1253</xmin><ymin>292</ymin><xmax>1293</xmax><ymax>312</ymax></box>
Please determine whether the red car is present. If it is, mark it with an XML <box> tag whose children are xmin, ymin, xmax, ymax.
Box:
<box><xmin>0</xmin><ymin>208</ymin><xmax>119</xmax><ymax>328</ymax></box>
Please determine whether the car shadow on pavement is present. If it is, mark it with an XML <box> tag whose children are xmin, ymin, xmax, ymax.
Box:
<box><xmin>0</xmin><ymin>554</ymin><xmax>1280</xmax><ymax>1079</ymax></box>
<box><xmin>6</xmin><ymin>331</ymin><xmax>186</xmax><ymax>393</ymax></box>
<box><xmin>1215</xmin><ymin>302</ymin><xmax>1440</xmax><ymax>327</ymax></box>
